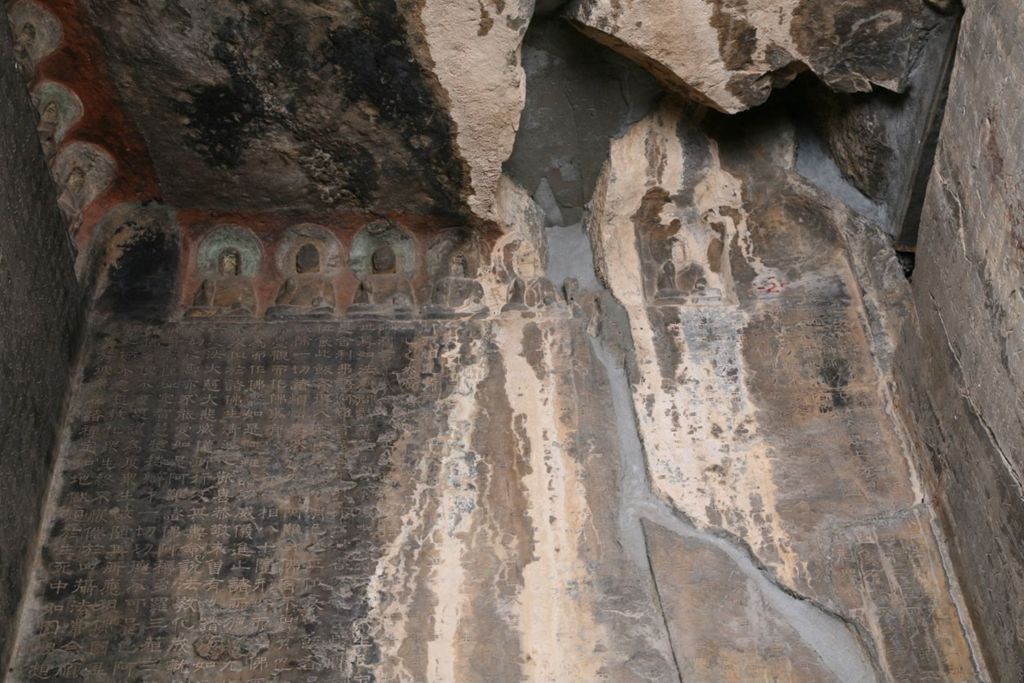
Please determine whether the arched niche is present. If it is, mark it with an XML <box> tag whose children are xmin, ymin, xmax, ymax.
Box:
<box><xmin>349</xmin><ymin>220</ymin><xmax>417</xmax><ymax>280</ymax></box>
<box><xmin>53</xmin><ymin>142</ymin><xmax>116</xmax><ymax>236</ymax></box>
<box><xmin>197</xmin><ymin>225</ymin><xmax>263</xmax><ymax>278</ymax></box>
<box><xmin>274</xmin><ymin>224</ymin><xmax>344</xmax><ymax>277</ymax></box>
<box><xmin>8</xmin><ymin>1</ymin><xmax>62</xmax><ymax>75</ymax></box>
<box><xmin>85</xmin><ymin>203</ymin><xmax>181</xmax><ymax>322</ymax></box>
<box><xmin>32</xmin><ymin>81</ymin><xmax>83</xmax><ymax>155</ymax></box>
<box><xmin>266</xmin><ymin>224</ymin><xmax>343</xmax><ymax>320</ymax></box>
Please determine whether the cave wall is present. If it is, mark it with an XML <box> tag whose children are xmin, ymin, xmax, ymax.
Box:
<box><xmin>0</xmin><ymin>18</ymin><xmax>84</xmax><ymax>671</ymax></box>
<box><xmin>503</xmin><ymin>17</ymin><xmax>661</xmax><ymax>227</ymax></box>
<box><xmin>896</xmin><ymin>1</ymin><xmax>1024</xmax><ymax>680</ymax></box>
<box><xmin>793</xmin><ymin>7</ymin><xmax>959</xmax><ymax>245</ymax></box>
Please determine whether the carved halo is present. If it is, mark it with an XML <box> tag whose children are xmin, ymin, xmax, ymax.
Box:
<box><xmin>32</xmin><ymin>81</ymin><xmax>84</xmax><ymax>143</ymax></box>
<box><xmin>274</xmin><ymin>224</ymin><xmax>344</xmax><ymax>276</ymax></box>
<box><xmin>350</xmin><ymin>220</ymin><xmax>417</xmax><ymax>280</ymax></box>
<box><xmin>53</xmin><ymin>142</ymin><xmax>116</xmax><ymax>205</ymax></box>
<box><xmin>8</xmin><ymin>0</ymin><xmax>62</xmax><ymax>66</ymax></box>
<box><xmin>196</xmin><ymin>225</ymin><xmax>263</xmax><ymax>278</ymax></box>
<box><xmin>427</xmin><ymin>228</ymin><xmax>486</xmax><ymax>278</ymax></box>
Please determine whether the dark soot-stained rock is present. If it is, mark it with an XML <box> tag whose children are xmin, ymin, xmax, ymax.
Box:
<box><xmin>82</xmin><ymin>0</ymin><xmax>533</xmax><ymax>221</ymax></box>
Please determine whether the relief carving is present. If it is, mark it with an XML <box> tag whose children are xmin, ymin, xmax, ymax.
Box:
<box><xmin>186</xmin><ymin>226</ymin><xmax>262</xmax><ymax>319</ymax></box>
<box><xmin>423</xmin><ymin>229</ymin><xmax>487</xmax><ymax>319</ymax></box>
<box><xmin>32</xmin><ymin>82</ymin><xmax>84</xmax><ymax>162</ymax></box>
<box><xmin>266</xmin><ymin>225</ymin><xmax>342</xmax><ymax>320</ymax></box>
<box><xmin>53</xmin><ymin>142</ymin><xmax>116</xmax><ymax>237</ymax></box>
<box><xmin>496</xmin><ymin>234</ymin><xmax>561</xmax><ymax>313</ymax></box>
<box><xmin>349</xmin><ymin>220</ymin><xmax>417</xmax><ymax>319</ymax></box>
<box><xmin>8</xmin><ymin>0</ymin><xmax>62</xmax><ymax>79</ymax></box>
<box><xmin>638</xmin><ymin>194</ymin><xmax>736</xmax><ymax>306</ymax></box>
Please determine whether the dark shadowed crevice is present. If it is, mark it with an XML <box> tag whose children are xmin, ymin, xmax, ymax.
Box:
<box><xmin>894</xmin><ymin>10</ymin><xmax>963</xmax><ymax>252</ymax></box>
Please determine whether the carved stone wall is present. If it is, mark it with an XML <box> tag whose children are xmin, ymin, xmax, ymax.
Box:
<box><xmin>2</xmin><ymin>0</ymin><xmax>1016</xmax><ymax>680</ymax></box>
<box><xmin>4</xmin><ymin>132</ymin><xmax>989</xmax><ymax>683</ymax></box>
<box><xmin>8</xmin><ymin>311</ymin><xmax>700</xmax><ymax>681</ymax></box>
<box><xmin>895</xmin><ymin>0</ymin><xmax>1024</xmax><ymax>679</ymax></box>
<box><xmin>0</xmin><ymin>17</ymin><xmax>83</xmax><ymax>671</ymax></box>
<box><xmin>584</xmin><ymin>103</ymin><xmax>979</xmax><ymax>681</ymax></box>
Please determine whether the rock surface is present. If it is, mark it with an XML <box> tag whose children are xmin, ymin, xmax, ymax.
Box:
<box><xmin>6</xmin><ymin>132</ymin><xmax>985</xmax><ymax>682</ymax></box>
<box><xmin>0</xmin><ymin>20</ymin><xmax>83</xmax><ymax>672</ymax></box>
<box><xmin>564</xmin><ymin>0</ymin><xmax>948</xmax><ymax>113</ymax></box>
<box><xmin>643</xmin><ymin>520</ymin><xmax>842</xmax><ymax>683</ymax></box>
<box><xmin>584</xmin><ymin>102</ymin><xmax>978</xmax><ymax>681</ymax></box>
<box><xmin>895</xmin><ymin>0</ymin><xmax>1024</xmax><ymax>679</ymax></box>
<box><xmin>1</xmin><ymin>0</ymin><xmax>1012</xmax><ymax>680</ymax></box>
<box><xmin>77</xmin><ymin>0</ymin><xmax>533</xmax><ymax>220</ymax></box>
<box><xmin>504</xmin><ymin>18</ymin><xmax>661</xmax><ymax>226</ymax></box>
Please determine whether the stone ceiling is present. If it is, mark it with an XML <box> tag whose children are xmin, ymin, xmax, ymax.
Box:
<box><xmin>5</xmin><ymin>0</ymin><xmax>952</xmax><ymax>249</ymax></box>
<box><xmin>85</xmin><ymin>0</ymin><xmax>471</xmax><ymax>214</ymax></box>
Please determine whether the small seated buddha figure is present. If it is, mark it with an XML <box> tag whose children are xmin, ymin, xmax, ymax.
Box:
<box><xmin>654</xmin><ymin>258</ymin><xmax>684</xmax><ymax>301</ymax></box>
<box><xmin>425</xmin><ymin>253</ymin><xmax>486</xmax><ymax>318</ymax></box>
<box><xmin>654</xmin><ymin>256</ymin><xmax>717</xmax><ymax>305</ymax></box>
<box><xmin>349</xmin><ymin>244</ymin><xmax>415</xmax><ymax>318</ymax></box>
<box><xmin>13</xmin><ymin>22</ymin><xmax>36</xmax><ymax>74</ymax></box>
<box><xmin>524</xmin><ymin>277</ymin><xmax>561</xmax><ymax>309</ymax></box>
<box><xmin>266</xmin><ymin>243</ymin><xmax>336</xmax><ymax>319</ymax></box>
<box><xmin>37</xmin><ymin>100</ymin><xmax>59</xmax><ymax>162</ymax></box>
<box><xmin>186</xmin><ymin>247</ymin><xmax>256</xmax><ymax>318</ymax></box>
<box><xmin>676</xmin><ymin>262</ymin><xmax>714</xmax><ymax>300</ymax></box>
<box><xmin>502</xmin><ymin>276</ymin><xmax>528</xmax><ymax>312</ymax></box>
<box><xmin>56</xmin><ymin>165</ymin><xmax>86</xmax><ymax>236</ymax></box>
<box><xmin>501</xmin><ymin>275</ymin><xmax>561</xmax><ymax>313</ymax></box>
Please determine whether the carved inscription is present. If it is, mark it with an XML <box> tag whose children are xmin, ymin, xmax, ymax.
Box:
<box><xmin>13</xmin><ymin>321</ymin><xmax>445</xmax><ymax>681</ymax></box>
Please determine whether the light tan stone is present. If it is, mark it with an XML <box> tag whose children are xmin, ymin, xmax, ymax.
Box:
<box><xmin>565</xmin><ymin>0</ymin><xmax>940</xmax><ymax>113</ymax></box>
<box><xmin>415</xmin><ymin>0</ymin><xmax>534</xmax><ymax>222</ymax></box>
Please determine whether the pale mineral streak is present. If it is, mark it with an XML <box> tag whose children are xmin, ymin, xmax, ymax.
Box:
<box><xmin>586</xmin><ymin>104</ymin><xmax>802</xmax><ymax>583</ymax></box>
<box><xmin>416</xmin><ymin>0</ymin><xmax>535</xmax><ymax>222</ymax></box>
<box><xmin>584</xmin><ymin>101</ymin><xmax>978</xmax><ymax>680</ymax></box>
<box><xmin>0</xmin><ymin>0</ymin><xmax>1009</xmax><ymax>680</ymax></box>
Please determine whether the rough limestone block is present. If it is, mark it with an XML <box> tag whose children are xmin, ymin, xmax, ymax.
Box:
<box><xmin>565</xmin><ymin>0</ymin><xmax>946</xmax><ymax>113</ymax></box>
<box><xmin>896</xmin><ymin>0</ymin><xmax>1024</xmax><ymax>677</ymax></box>
<box><xmin>584</xmin><ymin>102</ymin><xmax>977</xmax><ymax>680</ymax></box>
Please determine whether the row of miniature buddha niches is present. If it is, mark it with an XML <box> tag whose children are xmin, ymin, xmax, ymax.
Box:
<box><xmin>183</xmin><ymin>220</ymin><xmax>492</xmax><ymax>320</ymax></box>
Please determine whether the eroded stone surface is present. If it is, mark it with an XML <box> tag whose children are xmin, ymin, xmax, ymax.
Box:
<box><xmin>0</xmin><ymin>3</ymin><xmax>998</xmax><ymax>679</ymax></box>
<box><xmin>585</xmin><ymin>102</ymin><xmax>977</xmax><ymax>681</ymax></box>
<box><xmin>504</xmin><ymin>17</ymin><xmax>662</xmax><ymax>226</ymax></box>
<box><xmin>69</xmin><ymin>0</ymin><xmax>532</xmax><ymax>221</ymax></box>
<box><xmin>564</xmin><ymin>0</ymin><xmax>948</xmax><ymax>113</ymax></box>
<box><xmin>644</xmin><ymin>520</ymin><xmax>841</xmax><ymax>683</ymax></box>
<box><xmin>7</xmin><ymin>309</ymin><xmax>689</xmax><ymax>681</ymax></box>
<box><xmin>0</xmin><ymin>20</ymin><xmax>83</xmax><ymax>672</ymax></box>
<box><xmin>5</xmin><ymin>158</ymin><xmax>988</xmax><ymax>682</ymax></box>
<box><xmin>418</xmin><ymin>0</ymin><xmax>534</xmax><ymax>223</ymax></box>
<box><xmin>895</xmin><ymin>0</ymin><xmax>1024</xmax><ymax>678</ymax></box>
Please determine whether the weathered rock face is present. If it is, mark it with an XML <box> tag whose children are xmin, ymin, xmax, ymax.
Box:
<box><xmin>3</xmin><ymin>0</ymin><xmax>1013</xmax><ymax>680</ymax></box>
<box><xmin>643</xmin><ymin>520</ymin><xmax>843</xmax><ymax>683</ymax></box>
<box><xmin>504</xmin><ymin>18</ymin><xmax>661</xmax><ymax>226</ymax></box>
<box><xmin>564</xmin><ymin>0</ymin><xmax>950</xmax><ymax>113</ymax></box>
<box><xmin>791</xmin><ymin>2</ymin><xmax>959</xmax><ymax>246</ymax></box>
<box><xmin>585</xmin><ymin>102</ymin><xmax>979</xmax><ymax>680</ymax></box>
<box><xmin>6</xmin><ymin>121</ymin><xmax>989</xmax><ymax>682</ymax></box>
<box><xmin>77</xmin><ymin>0</ymin><xmax>533</xmax><ymax>220</ymax></box>
<box><xmin>419</xmin><ymin>0</ymin><xmax>535</xmax><ymax>222</ymax></box>
<box><xmin>895</xmin><ymin>0</ymin><xmax>1024</xmax><ymax>679</ymax></box>
<box><xmin>0</xmin><ymin>19</ymin><xmax>83</xmax><ymax>672</ymax></box>
<box><xmin>6</xmin><ymin>197</ymin><xmax>689</xmax><ymax>679</ymax></box>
